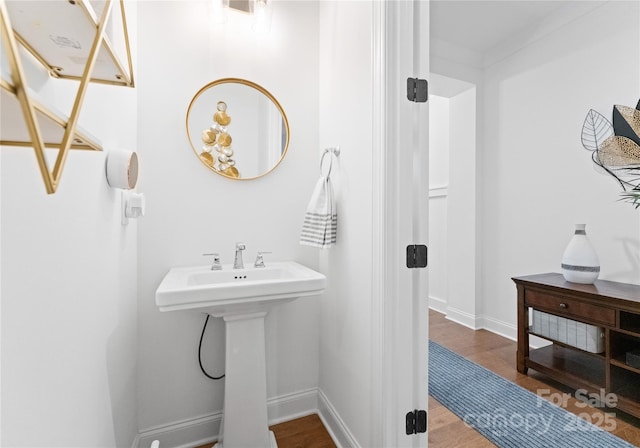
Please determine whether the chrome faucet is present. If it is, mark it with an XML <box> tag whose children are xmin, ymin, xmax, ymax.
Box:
<box><xmin>203</xmin><ymin>253</ymin><xmax>222</xmax><ymax>270</ymax></box>
<box><xmin>254</xmin><ymin>251</ymin><xmax>272</xmax><ymax>268</ymax></box>
<box><xmin>233</xmin><ymin>242</ymin><xmax>246</xmax><ymax>269</ymax></box>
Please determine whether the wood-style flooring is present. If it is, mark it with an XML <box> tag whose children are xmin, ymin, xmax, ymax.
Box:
<box><xmin>197</xmin><ymin>310</ymin><xmax>640</xmax><ymax>447</ymax></box>
<box><xmin>194</xmin><ymin>414</ymin><xmax>336</xmax><ymax>448</ymax></box>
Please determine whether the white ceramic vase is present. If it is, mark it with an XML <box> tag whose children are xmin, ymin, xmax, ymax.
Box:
<box><xmin>561</xmin><ymin>224</ymin><xmax>600</xmax><ymax>284</ymax></box>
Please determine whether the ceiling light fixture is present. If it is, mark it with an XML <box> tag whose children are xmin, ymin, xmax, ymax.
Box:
<box><xmin>213</xmin><ymin>0</ymin><xmax>272</xmax><ymax>33</ymax></box>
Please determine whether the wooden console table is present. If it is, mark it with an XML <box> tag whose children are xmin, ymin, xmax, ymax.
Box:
<box><xmin>513</xmin><ymin>273</ymin><xmax>640</xmax><ymax>418</ymax></box>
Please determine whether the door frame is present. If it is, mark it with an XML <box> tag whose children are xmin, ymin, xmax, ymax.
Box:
<box><xmin>371</xmin><ymin>1</ymin><xmax>430</xmax><ymax>446</ymax></box>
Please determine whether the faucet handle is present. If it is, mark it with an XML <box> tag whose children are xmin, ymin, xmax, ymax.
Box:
<box><xmin>203</xmin><ymin>253</ymin><xmax>222</xmax><ymax>270</ymax></box>
<box><xmin>254</xmin><ymin>251</ymin><xmax>272</xmax><ymax>268</ymax></box>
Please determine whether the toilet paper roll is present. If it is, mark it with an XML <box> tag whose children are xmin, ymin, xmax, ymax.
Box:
<box><xmin>106</xmin><ymin>150</ymin><xmax>138</xmax><ymax>189</ymax></box>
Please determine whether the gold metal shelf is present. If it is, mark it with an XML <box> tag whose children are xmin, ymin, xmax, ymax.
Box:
<box><xmin>6</xmin><ymin>0</ymin><xmax>134</xmax><ymax>87</ymax></box>
<box><xmin>0</xmin><ymin>0</ymin><xmax>134</xmax><ymax>194</ymax></box>
<box><xmin>0</xmin><ymin>78</ymin><xmax>102</xmax><ymax>151</ymax></box>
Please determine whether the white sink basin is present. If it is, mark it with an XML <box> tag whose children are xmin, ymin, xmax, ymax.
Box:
<box><xmin>155</xmin><ymin>261</ymin><xmax>326</xmax><ymax>316</ymax></box>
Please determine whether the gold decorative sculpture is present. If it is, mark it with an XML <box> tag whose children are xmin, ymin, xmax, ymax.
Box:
<box><xmin>200</xmin><ymin>101</ymin><xmax>239</xmax><ymax>178</ymax></box>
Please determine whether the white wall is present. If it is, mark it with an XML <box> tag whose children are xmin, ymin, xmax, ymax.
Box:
<box><xmin>482</xmin><ymin>1</ymin><xmax>640</xmax><ymax>333</ymax></box>
<box><xmin>0</xmin><ymin>3</ymin><xmax>139</xmax><ymax>446</ymax></box>
<box><xmin>135</xmin><ymin>1</ymin><xmax>320</xmax><ymax>444</ymax></box>
<box><xmin>446</xmin><ymin>87</ymin><xmax>477</xmax><ymax>325</ymax></box>
<box><xmin>317</xmin><ymin>2</ymin><xmax>374</xmax><ymax>447</ymax></box>
<box><xmin>428</xmin><ymin>95</ymin><xmax>450</xmax><ymax>313</ymax></box>
<box><xmin>429</xmin><ymin>96</ymin><xmax>451</xmax><ymax>189</ymax></box>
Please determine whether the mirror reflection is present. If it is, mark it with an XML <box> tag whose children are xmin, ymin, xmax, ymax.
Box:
<box><xmin>186</xmin><ymin>78</ymin><xmax>289</xmax><ymax>180</ymax></box>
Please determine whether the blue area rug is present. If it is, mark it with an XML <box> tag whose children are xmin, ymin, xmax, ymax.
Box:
<box><xmin>429</xmin><ymin>340</ymin><xmax>636</xmax><ymax>448</ymax></box>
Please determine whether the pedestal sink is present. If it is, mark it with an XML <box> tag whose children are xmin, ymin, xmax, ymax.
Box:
<box><xmin>155</xmin><ymin>261</ymin><xmax>326</xmax><ymax>448</ymax></box>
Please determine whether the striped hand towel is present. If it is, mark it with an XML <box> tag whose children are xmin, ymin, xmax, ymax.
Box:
<box><xmin>300</xmin><ymin>176</ymin><xmax>337</xmax><ymax>248</ymax></box>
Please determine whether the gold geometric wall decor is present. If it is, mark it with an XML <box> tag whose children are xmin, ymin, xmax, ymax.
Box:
<box><xmin>0</xmin><ymin>0</ymin><xmax>134</xmax><ymax>194</ymax></box>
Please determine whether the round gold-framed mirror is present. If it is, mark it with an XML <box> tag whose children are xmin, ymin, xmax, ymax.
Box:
<box><xmin>186</xmin><ymin>78</ymin><xmax>290</xmax><ymax>180</ymax></box>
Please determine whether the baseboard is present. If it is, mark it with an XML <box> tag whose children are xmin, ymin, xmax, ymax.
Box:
<box><xmin>135</xmin><ymin>388</ymin><xmax>320</xmax><ymax>448</ymax></box>
<box><xmin>266</xmin><ymin>388</ymin><xmax>319</xmax><ymax>425</ymax></box>
<box><xmin>428</xmin><ymin>296</ymin><xmax>447</xmax><ymax>314</ymax></box>
<box><xmin>136</xmin><ymin>410</ymin><xmax>222</xmax><ymax>448</ymax></box>
<box><xmin>445</xmin><ymin>306</ymin><xmax>480</xmax><ymax>330</ymax></box>
<box><xmin>433</xmin><ymin>306</ymin><xmax>519</xmax><ymax>343</ymax></box>
<box><xmin>476</xmin><ymin>314</ymin><xmax>517</xmax><ymax>341</ymax></box>
<box><xmin>317</xmin><ymin>389</ymin><xmax>360</xmax><ymax>448</ymax></box>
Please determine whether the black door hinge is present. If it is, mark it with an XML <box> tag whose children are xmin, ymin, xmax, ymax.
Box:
<box><xmin>406</xmin><ymin>409</ymin><xmax>427</xmax><ymax>434</ymax></box>
<box><xmin>406</xmin><ymin>244</ymin><xmax>428</xmax><ymax>268</ymax></box>
<box><xmin>407</xmin><ymin>78</ymin><xmax>428</xmax><ymax>103</ymax></box>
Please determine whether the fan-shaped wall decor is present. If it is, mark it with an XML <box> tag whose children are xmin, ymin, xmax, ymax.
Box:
<box><xmin>581</xmin><ymin>98</ymin><xmax>640</xmax><ymax>207</ymax></box>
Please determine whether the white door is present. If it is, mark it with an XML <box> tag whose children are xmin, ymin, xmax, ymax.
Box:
<box><xmin>373</xmin><ymin>1</ymin><xmax>429</xmax><ymax>446</ymax></box>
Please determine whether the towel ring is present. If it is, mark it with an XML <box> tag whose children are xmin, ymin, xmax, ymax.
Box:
<box><xmin>320</xmin><ymin>151</ymin><xmax>333</xmax><ymax>178</ymax></box>
<box><xmin>320</xmin><ymin>146</ymin><xmax>340</xmax><ymax>178</ymax></box>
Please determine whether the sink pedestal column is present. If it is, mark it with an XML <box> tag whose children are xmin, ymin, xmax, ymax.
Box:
<box><xmin>214</xmin><ymin>311</ymin><xmax>277</xmax><ymax>448</ymax></box>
